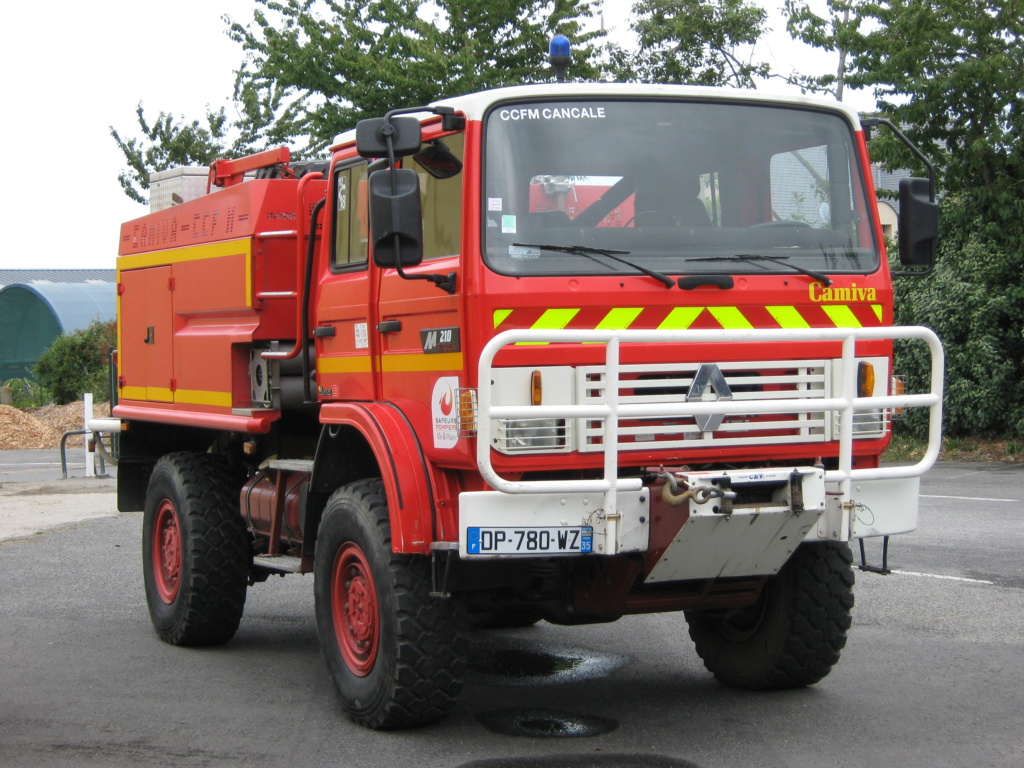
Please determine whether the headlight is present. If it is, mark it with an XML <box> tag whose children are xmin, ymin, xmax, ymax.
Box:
<box><xmin>500</xmin><ymin>418</ymin><xmax>567</xmax><ymax>452</ymax></box>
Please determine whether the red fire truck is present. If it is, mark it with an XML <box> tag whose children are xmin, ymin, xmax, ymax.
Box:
<box><xmin>114</xmin><ymin>75</ymin><xmax>943</xmax><ymax>728</ymax></box>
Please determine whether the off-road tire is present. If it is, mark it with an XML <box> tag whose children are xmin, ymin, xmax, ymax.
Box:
<box><xmin>314</xmin><ymin>479</ymin><xmax>465</xmax><ymax>729</ymax></box>
<box><xmin>685</xmin><ymin>541</ymin><xmax>855</xmax><ymax>690</ymax></box>
<box><xmin>142</xmin><ymin>452</ymin><xmax>250</xmax><ymax>646</ymax></box>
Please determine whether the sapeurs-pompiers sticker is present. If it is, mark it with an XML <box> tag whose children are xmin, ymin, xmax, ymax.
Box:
<box><xmin>432</xmin><ymin>377</ymin><xmax>460</xmax><ymax>448</ymax></box>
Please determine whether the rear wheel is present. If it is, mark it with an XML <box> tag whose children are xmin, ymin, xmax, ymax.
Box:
<box><xmin>685</xmin><ymin>541</ymin><xmax>855</xmax><ymax>690</ymax></box>
<box><xmin>142</xmin><ymin>452</ymin><xmax>250</xmax><ymax>646</ymax></box>
<box><xmin>314</xmin><ymin>479</ymin><xmax>464</xmax><ymax>729</ymax></box>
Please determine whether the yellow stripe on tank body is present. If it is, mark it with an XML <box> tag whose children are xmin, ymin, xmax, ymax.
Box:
<box><xmin>174</xmin><ymin>389</ymin><xmax>233</xmax><ymax>407</ymax></box>
<box><xmin>117</xmin><ymin>238</ymin><xmax>254</xmax><ymax>307</ymax></box>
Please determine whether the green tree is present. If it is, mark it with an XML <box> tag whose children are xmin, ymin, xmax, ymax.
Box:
<box><xmin>828</xmin><ymin>0</ymin><xmax>1024</xmax><ymax>438</ymax></box>
<box><xmin>849</xmin><ymin>1</ymin><xmax>1023</xmax><ymax>210</ymax></box>
<box><xmin>34</xmin><ymin>320</ymin><xmax>118</xmax><ymax>406</ymax></box>
<box><xmin>112</xmin><ymin>1</ymin><xmax>605</xmax><ymax>195</ymax></box>
<box><xmin>783</xmin><ymin>0</ymin><xmax>860</xmax><ymax>100</ymax></box>
<box><xmin>111</xmin><ymin>103</ymin><xmax>237</xmax><ymax>205</ymax></box>
<box><xmin>608</xmin><ymin>0</ymin><xmax>769</xmax><ymax>87</ymax></box>
<box><xmin>893</xmin><ymin>197</ymin><xmax>1024</xmax><ymax>440</ymax></box>
<box><xmin>227</xmin><ymin>0</ymin><xmax>606</xmax><ymax>155</ymax></box>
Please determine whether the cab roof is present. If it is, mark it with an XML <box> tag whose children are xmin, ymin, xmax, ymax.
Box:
<box><xmin>331</xmin><ymin>82</ymin><xmax>863</xmax><ymax>150</ymax></box>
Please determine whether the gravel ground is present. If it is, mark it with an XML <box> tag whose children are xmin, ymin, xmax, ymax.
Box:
<box><xmin>0</xmin><ymin>478</ymin><xmax>117</xmax><ymax>542</ymax></box>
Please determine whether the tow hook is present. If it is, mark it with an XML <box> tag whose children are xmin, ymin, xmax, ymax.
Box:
<box><xmin>659</xmin><ymin>473</ymin><xmax>737</xmax><ymax>514</ymax></box>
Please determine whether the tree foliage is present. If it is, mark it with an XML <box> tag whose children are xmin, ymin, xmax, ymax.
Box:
<box><xmin>609</xmin><ymin>0</ymin><xmax>769</xmax><ymax>87</ymax></box>
<box><xmin>111</xmin><ymin>104</ymin><xmax>237</xmax><ymax>205</ymax></box>
<box><xmin>842</xmin><ymin>0</ymin><xmax>1024</xmax><ymax>439</ymax></box>
<box><xmin>789</xmin><ymin>0</ymin><xmax>1024</xmax><ymax>222</ymax></box>
<box><xmin>227</xmin><ymin>0</ymin><xmax>605</xmax><ymax>154</ymax></box>
<box><xmin>783</xmin><ymin>0</ymin><xmax>859</xmax><ymax>99</ymax></box>
<box><xmin>894</xmin><ymin>198</ymin><xmax>1024</xmax><ymax>439</ymax></box>
<box><xmin>34</xmin><ymin>320</ymin><xmax>118</xmax><ymax>406</ymax></box>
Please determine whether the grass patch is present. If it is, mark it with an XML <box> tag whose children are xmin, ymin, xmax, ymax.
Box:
<box><xmin>884</xmin><ymin>434</ymin><xmax>1024</xmax><ymax>463</ymax></box>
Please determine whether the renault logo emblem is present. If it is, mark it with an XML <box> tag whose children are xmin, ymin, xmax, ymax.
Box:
<box><xmin>687</xmin><ymin>363</ymin><xmax>733</xmax><ymax>432</ymax></box>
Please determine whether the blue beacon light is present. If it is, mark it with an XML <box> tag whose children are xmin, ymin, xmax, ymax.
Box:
<box><xmin>548</xmin><ymin>35</ymin><xmax>571</xmax><ymax>83</ymax></box>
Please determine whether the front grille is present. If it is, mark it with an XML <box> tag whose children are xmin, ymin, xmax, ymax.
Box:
<box><xmin>576</xmin><ymin>360</ymin><xmax>833</xmax><ymax>452</ymax></box>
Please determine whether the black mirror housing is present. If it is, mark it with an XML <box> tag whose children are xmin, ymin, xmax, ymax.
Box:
<box><xmin>368</xmin><ymin>168</ymin><xmax>423</xmax><ymax>268</ymax></box>
<box><xmin>898</xmin><ymin>177</ymin><xmax>939</xmax><ymax>267</ymax></box>
<box><xmin>356</xmin><ymin>117</ymin><xmax>423</xmax><ymax>159</ymax></box>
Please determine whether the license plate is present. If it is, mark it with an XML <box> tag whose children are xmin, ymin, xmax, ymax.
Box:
<box><xmin>466</xmin><ymin>526</ymin><xmax>593</xmax><ymax>555</ymax></box>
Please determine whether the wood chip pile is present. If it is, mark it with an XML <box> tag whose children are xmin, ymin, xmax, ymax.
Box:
<box><xmin>0</xmin><ymin>402</ymin><xmax>112</xmax><ymax>450</ymax></box>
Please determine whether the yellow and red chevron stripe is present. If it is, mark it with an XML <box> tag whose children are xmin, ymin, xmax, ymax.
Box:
<box><xmin>493</xmin><ymin>304</ymin><xmax>885</xmax><ymax>338</ymax></box>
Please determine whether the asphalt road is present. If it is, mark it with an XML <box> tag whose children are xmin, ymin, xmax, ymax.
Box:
<box><xmin>1</xmin><ymin>460</ymin><xmax>1022</xmax><ymax>768</ymax></box>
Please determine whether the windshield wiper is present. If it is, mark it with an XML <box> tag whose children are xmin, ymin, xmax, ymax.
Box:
<box><xmin>689</xmin><ymin>254</ymin><xmax>833</xmax><ymax>286</ymax></box>
<box><xmin>513</xmin><ymin>242</ymin><xmax>675</xmax><ymax>288</ymax></box>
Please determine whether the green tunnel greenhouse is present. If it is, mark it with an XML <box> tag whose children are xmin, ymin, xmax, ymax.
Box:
<box><xmin>0</xmin><ymin>282</ymin><xmax>116</xmax><ymax>382</ymax></box>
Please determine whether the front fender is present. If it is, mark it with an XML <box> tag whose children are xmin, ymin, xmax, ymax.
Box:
<box><xmin>318</xmin><ymin>402</ymin><xmax>436</xmax><ymax>554</ymax></box>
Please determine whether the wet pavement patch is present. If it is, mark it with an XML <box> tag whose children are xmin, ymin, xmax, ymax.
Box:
<box><xmin>467</xmin><ymin>637</ymin><xmax>627</xmax><ymax>687</ymax></box>
<box><xmin>460</xmin><ymin>753</ymin><xmax>701</xmax><ymax>768</ymax></box>
<box><xmin>476</xmin><ymin>708</ymin><xmax>617</xmax><ymax>738</ymax></box>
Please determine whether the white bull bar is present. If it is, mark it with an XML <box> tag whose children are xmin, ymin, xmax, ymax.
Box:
<box><xmin>475</xmin><ymin>326</ymin><xmax>944</xmax><ymax>549</ymax></box>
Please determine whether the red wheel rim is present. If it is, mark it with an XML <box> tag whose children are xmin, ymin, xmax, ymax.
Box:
<box><xmin>331</xmin><ymin>543</ymin><xmax>379</xmax><ymax>676</ymax></box>
<box><xmin>152</xmin><ymin>500</ymin><xmax>181</xmax><ymax>603</ymax></box>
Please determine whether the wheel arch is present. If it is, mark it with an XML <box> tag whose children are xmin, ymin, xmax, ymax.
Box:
<box><xmin>117</xmin><ymin>422</ymin><xmax>217</xmax><ymax>511</ymax></box>
<box><xmin>311</xmin><ymin>402</ymin><xmax>437</xmax><ymax>554</ymax></box>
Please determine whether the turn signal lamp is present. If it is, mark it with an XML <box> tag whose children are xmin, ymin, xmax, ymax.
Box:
<box><xmin>457</xmin><ymin>388</ymin><xmax>478</xmax><ymax>436</ymax></box>
<box><xmin>857</xmin><ymin>361</ymin><xmax>875</xmax><ymax>398</ymax></box>
<box><xmin>530</xmin><ymin>370</ymin><xmax>543</xmax><ymax>406</ymax></box>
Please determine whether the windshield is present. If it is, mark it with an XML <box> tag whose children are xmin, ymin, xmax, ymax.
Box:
<box><xmin>483</xmin><ymin>99</ymin><xmax>878</xmax><ymax>278</ymax></box>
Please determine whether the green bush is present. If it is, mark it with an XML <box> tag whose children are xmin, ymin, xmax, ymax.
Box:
<box><xmin>1</xmin><ymin>378</ymin><xmax>48</xmax><ymax>408</ymax></box>
<box><xmin>893</xmin><ymin>196</ymin><xmax>1024</xmax><ymax>440</ymax></box>
<box><xmin>33</xmin><ymin>320</ymin><xmax>117</xmax><ymax>405</ymax></box>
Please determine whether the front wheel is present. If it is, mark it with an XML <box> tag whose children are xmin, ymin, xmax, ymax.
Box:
<box><xmin>685</xmin><ymin>541</ymin><xmax>855</xmax><ymax>690</ymax></box>
<box><xmin>314</xmin><ymin>479</ymin><xmax>464</xmax><ymax>729</ymax></box>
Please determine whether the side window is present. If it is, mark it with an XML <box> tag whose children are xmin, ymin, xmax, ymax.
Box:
<box><xmin>332</xmin><ymin>163</ymin><xmax>368</xmax><ymax>267</ymax></box>
<box><xmin>416</xmin><ymin>134</ymin><xmax>464</xmax><ymax>260</ymax></box>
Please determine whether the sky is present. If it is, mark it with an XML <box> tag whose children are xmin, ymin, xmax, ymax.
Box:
<box><xmin>2</xmin><ymin>0</ymin><xmax>871</xmax><ymax>271</ymax></box>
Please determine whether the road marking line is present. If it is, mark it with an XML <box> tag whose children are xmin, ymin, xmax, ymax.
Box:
<box><xmin>892</xmin><ymin>570</ymin><xmax>995</xmax><ymax>585</ymax></box>
<box><xmin>921</xmin><ymin>494</ymin><xmax>1016</xmax><ymax>503</ymax></box>
<box><xmin>943</xmin><ymin>470</ymin><xmax>985</xmax><ymax>481</ymax></box>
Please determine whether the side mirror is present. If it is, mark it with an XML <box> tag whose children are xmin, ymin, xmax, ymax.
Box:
<box><xmin>356</xmin><ymin>117</ymin><xmax>422</xmax><ymax>159</ymax></box>
<box><xmin>898</xmin><ymin>177</ymin><xmax>939</xmax><ymax>267</ymax></box>
<box><xmin>368</xmin><ymin>168</ymin><xmax>423</xmax><ymax>268</ymax></box>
